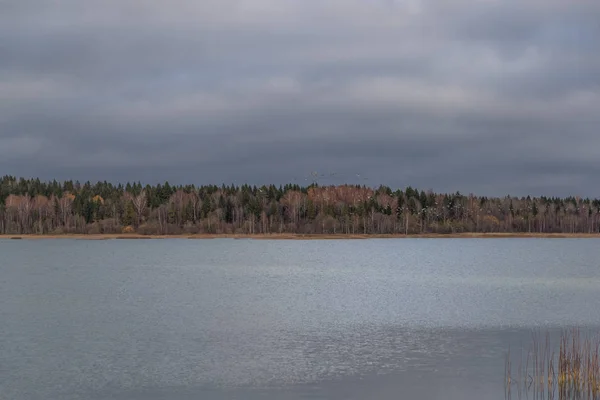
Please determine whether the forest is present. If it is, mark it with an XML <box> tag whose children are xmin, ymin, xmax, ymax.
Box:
<box><xmin>1</xmin><ymin>175</ymin><xmax>599</xmax><ymax>235</ymax></box>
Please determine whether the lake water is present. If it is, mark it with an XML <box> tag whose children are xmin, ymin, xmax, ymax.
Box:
<box><xmin>2</xmin><ymin>238</ymin><xmax>600</xmax><ymax>400</ymax></box>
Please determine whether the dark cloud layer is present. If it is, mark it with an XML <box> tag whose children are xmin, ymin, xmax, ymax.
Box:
<box><xmin>1</xmin><ymin>0</ymin><xmax>599</xmax><ymax>196</ymax></box>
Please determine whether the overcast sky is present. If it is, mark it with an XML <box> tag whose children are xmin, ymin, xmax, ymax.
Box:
<box><xmin>1</xmin><ymin>0</ymin><xmax>599</xmax><ymax>196</ymax></box>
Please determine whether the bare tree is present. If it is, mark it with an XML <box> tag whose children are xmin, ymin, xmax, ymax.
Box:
<box><xmin>133</xmin><ymin>190</ymin><xmax>147</xmax><ymax>227</ymax></box>
<box><xmin>59</xmin><ymin>193</ymin><xmax>75</xmax><ymax>229</ymax></box>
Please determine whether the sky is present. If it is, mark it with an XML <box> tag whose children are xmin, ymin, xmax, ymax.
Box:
<box><xmin>1</xmin><ymin>0</ymin><xmax>599</xmax><ymax>197</ymax></box>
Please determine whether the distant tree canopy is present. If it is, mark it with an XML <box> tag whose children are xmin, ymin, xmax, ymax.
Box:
<box><xmin>0</xmin><ymin>175</ymin><xmax>598</xmax><ymax>235</ymax></box>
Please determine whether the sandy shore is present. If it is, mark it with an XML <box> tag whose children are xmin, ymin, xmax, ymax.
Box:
<box><xmin>1</xmin><ymin>232</ymin><xmax>600</xmax><ymax>240</ymax></box>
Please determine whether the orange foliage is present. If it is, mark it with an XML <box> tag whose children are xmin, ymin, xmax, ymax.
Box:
<box><xmin>92</xmin><ymin>195</ymin><xmax>104</xmax><ymax>204</ymax></box>
<box><xmin>33</xmin><ymin>195</ymin><xmax>49</xmax><ymax>211</ymax></box>
<box><xmin>308</xmin><ymin>185</ymin><xmax>374</xmax><ymax>207</ymax></box>
<box><xmin>5</xmin><ymin>194</ymin><xmax>22</xmax><ymax>209</ymax></box>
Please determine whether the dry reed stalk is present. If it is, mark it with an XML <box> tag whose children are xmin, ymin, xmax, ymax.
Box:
<box><xmin>506</xmin><ymin>328</ymin><xmax>600</xmax><ymax>400</ymax></box>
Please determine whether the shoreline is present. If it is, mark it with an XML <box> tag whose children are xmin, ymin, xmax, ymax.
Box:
<box><xmin>2</xmin><ymin>232</ymin><xmax>600</xmax><ymax>240</ymax></box>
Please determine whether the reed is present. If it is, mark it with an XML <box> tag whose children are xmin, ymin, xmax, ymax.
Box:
<box><xmin>506</xmin><ymin>328</ymin><xmax>600</xmax><ymax>400</ymax></box>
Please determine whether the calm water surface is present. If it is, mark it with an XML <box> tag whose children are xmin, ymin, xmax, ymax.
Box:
<box><xmin>2</xmin><ymin>238</ymin><xmax>600</xmax><ymax>399</ymax></box>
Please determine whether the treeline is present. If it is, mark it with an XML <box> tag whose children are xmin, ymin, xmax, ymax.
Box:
<box><xmin>1</xmin><ymin>175</ymin><xmax>599</xmax><ymax>235</ymax></box>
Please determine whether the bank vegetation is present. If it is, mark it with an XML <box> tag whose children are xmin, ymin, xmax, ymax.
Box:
<box><xmin>2</xmin><ymin>176</ymin><xmax>600</xmax><ymax>236</ymax></box>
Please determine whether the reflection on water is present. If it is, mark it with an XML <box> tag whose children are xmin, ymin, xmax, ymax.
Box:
<box><xmin>2</xmin><ymin>238</ymin><xmax>600</xmax><ymax>400</ymax></box>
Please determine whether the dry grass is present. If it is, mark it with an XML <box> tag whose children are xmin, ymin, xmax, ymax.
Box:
<box><xmin>2</xmin><ymin>232</ymin><xmax>600</xmax><ymax>240</ymax></box>
<box><xmin>506</xmin><ymin>329</ymin><xmax>600</xmax><ymax>400</ymax></box>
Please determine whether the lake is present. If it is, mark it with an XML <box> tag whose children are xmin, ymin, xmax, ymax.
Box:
<box><xmin>2</xmin><ymin>238</ymin><xmax>600</xmax><ymax>399</ymax></box>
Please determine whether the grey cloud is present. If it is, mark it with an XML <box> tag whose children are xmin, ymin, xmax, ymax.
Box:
<box><xmin>1</xmin><ymin>0</ymin><xmax>599</xmax><ymax>197</ymax></box>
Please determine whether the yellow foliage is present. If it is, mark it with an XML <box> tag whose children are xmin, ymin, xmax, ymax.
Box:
<box><xmin>482</xmin><ymin>215</ymin><xmax>500</xmax><ymax>226</ymax></box>
<box><xmin>122</xmin><ymin>225</ymin><xmax>135</xmax><ymax>234</ymax></box>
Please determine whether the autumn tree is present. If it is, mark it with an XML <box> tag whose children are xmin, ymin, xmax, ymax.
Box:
<box><xmin>2</xmin><ymin>174</ymin><xmax>600</xmax><ymax>236</ymax></box>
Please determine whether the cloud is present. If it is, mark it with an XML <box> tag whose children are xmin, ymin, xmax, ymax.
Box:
<box><xmin>0</xmin><ymin>0</ymin><xmax>599</xmax><ymax>196</ymax></box>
